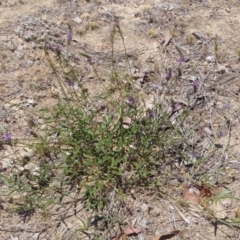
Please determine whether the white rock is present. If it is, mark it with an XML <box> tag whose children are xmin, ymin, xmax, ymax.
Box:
<box><xmin>122</xmin><ymin>116</ymin><xmax>132</xmax><ymax>129</ymax></box>
<box><xmin>73</xmin><ymin>16</ymin><xmax>82</xmax><ymax>24</ymax></box>
<box><xmin>8</xmin><ymin>40</ymin><xmax>17</xmax><ymax>52</ymax></box>
<box><xmin>206</xmin><ymin>56</ymin><xmax>215</xmax><ymax>63</ymax></box>
<box><xmin>217</xmin><ymin>65</ymin><xmax>228</xmax><ymax>74</ymax></box>
<box><xmin>225</xmin><ymin>8</ymin><xmax>230</xmax><ymax>13</ymax></box>
<box><xmin>25</xmin><ymin>99</ymin><xmax>36</xmax><ymax>107</ymax></box>
<box><xmin>189</xmin><ymin>76</ymin><xmax>198</xmax><ymax>82</ymax></box>
<box><xmin>203</xmin><ymin>127</ymin><xmax>213</xmax><ymax>136</ymax></box>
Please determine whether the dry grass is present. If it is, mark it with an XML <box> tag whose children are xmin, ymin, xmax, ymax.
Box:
<box><xmin>0</xmin><ymin>0</ymin><xmax>240</xmax><ymax>239</ymax></box>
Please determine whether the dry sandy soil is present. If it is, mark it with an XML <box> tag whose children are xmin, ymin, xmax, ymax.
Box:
<box><xmin>1</xmin><ymin>0</ymin><xmax>240</xmax><ymax>239</ymax></box>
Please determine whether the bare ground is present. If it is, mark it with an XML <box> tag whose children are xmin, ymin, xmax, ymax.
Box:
<box><xmin>0</xmin><ymin>0</ymin><xmax>240</xmax><ymax>239</ymax></box>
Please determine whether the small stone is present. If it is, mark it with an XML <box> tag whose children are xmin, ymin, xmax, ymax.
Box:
<box><xmin>25</xmin><ymin>99</ymin><xmax>36</xmax><ymax>107</ymax></box>
<box><xmin>189</xmin><ymin>76</ymin><xmax>198</xmax><ymax>82</ymax></box>
<box><xmin>130</xmin><ymin>68</ymin><xmax>136</xmax><ymax>75</ymax></box>
<box><xmin>201</xmin><ymin>138</ymin><xmax>211</xmax><ymax>149</ymax></box>
<box><xmin>24</xmin><ymin>32</ymin><xmax>35</xmax><ymax>42</ymax></box>
<box><xmin>184</xmin><ymin>153</ymin><xmax>197</xmax><ymax>165</ymax></box>
<box><xmin>140</xmin><ymin>203</ymin><xmax>149</xmax><ymax>212</ymax></box>
<box><xmin>225</xmin><ymin>8</ymin><xmax>230</xmax><ymax>13</ymax></box>
<box><xmin>73</xmin><ymin>16</ymin><xmax>82</xmax><ymax>24</ymax></box>
<box><xmin>142</xmin><ymin>68</ymin><xmax>149</xmax><ymax>74</ymax></box>
<box><xmin>63</xmin><ymin>67</ymin><xmax>70</xmax><ymax>74</ymax></box>
<box><xmin>155</xmin><ymin>2</ymin><xmax>178</xmax><ymax>11</ymax></box>
<box><xmin>147</xmin><ymin>219</ymin><xmax>154</xmax><ymax>225</ymax></box>
<box><xmin>51</xmin><ymin>87</ymin><xmax>60</xmax><ymax>97</ymax></box>
<box><xmin>192</xmin><ymin>31</ymin><xmax>207</xmax><ymax>41</ymax></box>
<box><xmin>10</xmin><ymin>236</ymin><xmax>18</xmax><ymax>240</ymax></box>
<box><xmin>203</xmin><ymin>127</ymin><xmax>213</xmax><ymax>136</ymax></box>
<box><xmin>16</xmin><ymin>51</ymin><xmax>24</xmax><ymax>59</ymax></box>
<box><xmin>32</xmin><ymin>42</ymin><xmax>36</xmax><ymax>49</ymax></box>
<box><xmin>122</xmin><ymin>116</ymin><xmax>132</xmax><ymax>129</ymax></box>
<box><xmin>217</xmin><ymin>65</ymin><xmax>228</xmax><ymax>74</ymax></box>
<box><xmin>32</xmin><ymin>233</ymin><xmax>40</xmax><ymax>240</ymax></box>
<box><xmin>41</xmin><ymin>15</ymin><xmax>48</xmax><ymax>22</ymax></box>
<box><xmin>132</xmin><ymin>72</ymin><xmax>143</xmax><ymax>79</ymax></box>
<box><xmin>206</xmin><ymin>56</ymin><xmax>215</xmax><ymax>63</ymax></box>
<box><xmin>151</xmin><ymin>208</ymin><xmax>161</xmax><ymax>217</ymax></box>
<box><xmin>8</xmin><ymin>40</ymin><xmax>17</xmax><ymax>52</ymax></box>
<box><xmin>27</xmin><ymin>60</ymin><xmax>33</xmax><ymax>66</ymax></box>
<box><xmin>88</xmin><ymin>75</ymin><xmax>94</xmax><ymax>79</ymax></box>
<box><xmin>23</xmin><ymin>149</ymin><xmax>34</xmax><ymax>160</ymax></box>
<box><xmin>187</xmin><ymin>135</ymin><xmax>201</xmax><ymax>145</ymax></box>
<box><xmin>168</xmin><ymin>178</ymin><xmax>181</xmax><ymax>186</ymax></box>
<box><xmin>24</xmin><ymin>163</ymin><xmax>39</xmax><ymax>176</ymax></box>
<box><xmin>73</xmin><ymin>82</ymin><xmax>79</xmax><ymax>91</ymax></box>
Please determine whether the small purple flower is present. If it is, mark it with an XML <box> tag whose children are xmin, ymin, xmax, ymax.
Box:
<box><xmin>171</xmin><ymin>102</ymin><xmax>180</xmax><ymax>112</ymax></box>
<box><xmin>115</xmin><ymin>20</ymin><xmax>120</xmax><ymax>28</ymax></box>
<box><xmin>67</xmin><ymin>31</ymin><xmax>73</xmax><ymax>45</ymax></box>
<box><xmin>65</xmin><ymin>78</ymin><xmax>74</xmax><ymax>87</ymax></box>
<box><xmin>218</xmin><ymin>131</ymin><xmax>225</xmax><ymax>138</ymax></box>
<box><xmin>222</xmin><ymin>102</ymin><xmax>231</xmax><ymax>111</ymax></box>
<box><xmin>2</xmin><ymin>133</ymin><xmax>12</xmax><ymax>142</ymax></box>
<box><xmin>178</xmin><ymin>55</ymin><xmax>188</xmax><ymax>63</ymax></box>
<box><xmin>165</xmin><ymin>69</ymin><xmax>172</xmax><ymax>80</ymax></box>
<box><xmin>87</xmin><ymin>57</ymin><xmax>95</xmax><ymax>65</ymax></box>
<box><xmin>128</xmin><ymin>96</ymin><xmax>136</xmax><ymax>107</ymax></box>
<box><xmin>193</xmin><ymin>80</ymin><xmax>200</xmax><ymax>92</ymax></box>
<box><xmin>46</xmin><ymin>42</ymin><xmax>52</xmax><ymax>49</ymax></box>
<box><xmin>146</xmin><ymin>109</ymin><xmax>154</xmax><ymax>118</ymax></box>
<box><xmin>55</xmin><ymin>44</ymin><xmax>62</xmax><ymax>55</ymax></box>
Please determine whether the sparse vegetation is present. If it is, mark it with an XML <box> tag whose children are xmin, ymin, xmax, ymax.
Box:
<box><xmin>0</xmin><ymin>0</ymin><xmax>240</xmax><ymax>239</ymax></box>
<box><xmin>1</xmin><ymin>22</ymin><xmax>190</xmax><ymax>238</ymax></box>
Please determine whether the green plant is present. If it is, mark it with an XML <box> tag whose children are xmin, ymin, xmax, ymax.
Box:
<box><xmin>0</xmin><ymin>22</ymin><xmax>190</xmax><ymax>238</ymax></box>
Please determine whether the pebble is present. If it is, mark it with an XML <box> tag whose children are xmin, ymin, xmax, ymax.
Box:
<box><xmin>189</xmin><ymin>75</ymin><xmax>198</xmax><ymax>82</ymax></box>
<box><xmin>122</xmin><ymin>116</ymin><xmax>132</xmax><ymax>129</ymax></box>
<box><xmin>192</xmin><ymin>30</ymin><xmax>207</xmax><ymax>41</ymax></box>
<box><xmin>217</xmin><ymin>65</ymin><xmax>228</xmax><ymax>74</ymax></box>
<box><xmin>26</xmin><ymin>98</ymin><xmax>36</xmax><ymax>107</ymax></box>
<box><xmin>88</xmin><ymin>75</ymin><xmax>94</xmax><ymax>79</ymax></box>
<box><xmin>184</xmin><ymin>153</ymin><xmax>197</xmax><ymax>165</ymax></box>
<box><xmin>206</xmin><ymin>55</ymin><xmax>215</xmax><ymax>63</ymax></box>
<box><xmin>73</xmin><ymin>16</ymin><xmax>82</xmax><ymax>24</ymax></box>
<box><xmin>225</xmin><ymin>8</ymin><xmax>230</xmax><ymax>13</ymax></box>
<box><xmin>187</xmin><ymin>135</ymin><xmax>201</xmax><ymax>145</ymax></box>
<box><xmin>203</xmin><ymin>127</ymin><xmax>214</xmax><ymax>136</ymax></box>
<box><xmin>155</xmin><ymin>2</ymin><xmax>178</xmax><ymax>11</ymax></box>
<box><xmin>32</xmin><ymin>42</ymin><xmax>37</xmax><ymax>49</ymax></box>
<box><xmin>16</xmin><ymin>51</ymin><xmax>24</xmax><ymax>59</ymax></box>
<box><xmin>8</xmin><ymin>40</ymin><xmax>17</xmax><ymax>52</ymax></box>
<box><xmin>150</xmin><ymin>207</ymin><xmax>161</xmax><ymax>217</ymax></box>
<box><xmin>27</xmin><ymin>60</ymin><xmax>34</xmax><ymax>66</ymax></box>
